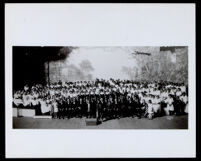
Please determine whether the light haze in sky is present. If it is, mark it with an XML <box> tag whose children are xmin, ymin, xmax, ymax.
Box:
<box><xmin>64</xmin><ymin>46</ymin><xmax>159</xmax><ymax>80</ymax></box>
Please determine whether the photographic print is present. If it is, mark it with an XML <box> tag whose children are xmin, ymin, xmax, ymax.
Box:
<box><xmin>12</xmin><ymin>46</ymin><xmax>188</xmax><ymax>129</ymax></box>
<box><xmin>6</xmin><ymin>3</ymin><xmax>195</xmax><ymax>158</ymax></box>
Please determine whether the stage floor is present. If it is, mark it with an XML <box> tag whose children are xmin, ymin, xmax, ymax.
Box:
<box><xmin>13</xmin><ymin>114</ymin><xmax>188</xmax><ymax>129</ymax></box>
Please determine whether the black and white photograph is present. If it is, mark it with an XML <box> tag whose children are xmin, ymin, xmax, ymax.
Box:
<box><xmin>12</xmin><ymin>46</ymin><xmax>189</xmax><ymax>129</ymax></box>
<box><xmin>5</xmin><ymin>3</ymin><xmax>195</xmax><ymax>158</ymax></box>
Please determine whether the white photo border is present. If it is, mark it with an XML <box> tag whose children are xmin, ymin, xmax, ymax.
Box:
<box><xmin>5</xmin><ymin>3</ymin><xmax>196</xmax><ymax>158</ymax></box>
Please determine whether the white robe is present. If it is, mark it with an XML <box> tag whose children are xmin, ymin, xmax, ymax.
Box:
<box><xmin>152</xmin><ymin>98</ymin><xmax>161</xmax><ymax>113</ymax></box>
<box><xmin>166</xmin><ymin>98</ymin><xmax>174</xmax><ymax>111</ymax></box>
<box><xmin>40</xmin><ymin>101</ymin><xmax>50</xmax><ymax>113</ymax></box>
<box><xmin>13</xmin><ymin>98</ymin><xmax>23</xmax><ymax>106</ymax></box>
<box><xmin>181</xmin><ymin>95</ymin><xmax>188</xmax><ymax>113</ymax></box>
<box><xmin>147</xmin><ymin>103</ymin><xmax>154</xmax><ymax>114</ymax></box>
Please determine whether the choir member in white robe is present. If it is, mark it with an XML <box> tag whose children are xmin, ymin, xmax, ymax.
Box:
<box><xmin>166</xmin><ymin>95</ymin><xmax>174</xmax><ymax>115</ymax></box>
<box><xmin>147</xmin><ymin>100</ymin><xmax>154</xmax><ymax>120</ymax></box>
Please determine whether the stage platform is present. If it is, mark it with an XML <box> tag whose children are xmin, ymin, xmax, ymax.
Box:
<box><xmin>13</xmin><ymin>107</ymin><xmax>35</xmax><ymax>117</ymax></box>
<box><xmin>13</xmin><ymin>107</ymin><xmax>52</xmax><ymax>118</ymax></box>
<box><xmin>13</xmin><ymin>115</ymin><xmax>188</xmax><ymax>129</ymax></box>
<box><xmin>33</xmin><ymin>115</ymin><xmax>52</xmax><ymax>119</ymax></box>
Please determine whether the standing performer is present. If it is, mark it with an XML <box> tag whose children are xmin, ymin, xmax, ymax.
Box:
<box><xmin>141</xmin><ymin>99</ymin><xmax>148</xmax><ymax>118</ymax></box>
<box><xmin>134</xmin><ymin>95</ymin><xmax>142</xmax><ymax>119</ymax></box>
<box><xmin>60</xmin><ymin>99</ymin><xmax>65</xmax><ymax>119</ymax></box>
<box><xmin>96</xmin><ymin>99</ymin><xmax>102</xmax><ymax>123</ymax></box>
<box><xmin>101</xmin><ymin>97</ymin><xmax>107</xmax><ymax>121</ymax></box>
<box><xmin>72</xmin><ymin>98</ymin><xmax>77</xmax><ymax>118</ymax></box>
<box><xmin>78</xmin><ymin>97</ymin><xmax>83</xmax><ymax>118</ymax></box>
<box><xmin>152</xmin><ymin>95</ymin><xmax>161</xmax><ymax>117</ymax></box>
<box><xmin>166</xmin><ymin>94</ymin><xmax>174</xmax><ymax>115</ymax></box>
<box><xmin>127</xmin><ymin>96</ymin><xmax>133</xmax><ymax>117</ymax></box>
<box><xmin>82</xmin><ymin>97</ymin><xmax>87</xmax><ymax>117</ymax></box>
<box><xmin>119</xmin><ymin>95</ymin><xmax>125</xmax><ymax>118</ymax></box>
<box><xmin>90</xmin><ymin>98</ymin><xmax>96</xmax><ymax>118</ymax></box>
<box><xmin>147</xmin><ymin>100</ymin><xmax>154</xmax><ymax>120</ymax></box>
<box><xmin>66</xmin><ymin>98</ymin><xmax>71</xmax><ymax>119</ymax></box>
<box><xmin>105</xmin><ymin>98</ymin><xmax>111</xmax><ymax>120</ymax></box>
<box><xmin>180</xmin><ymin>92</ymin><xmax>188</xmax><ymax>114</ymax></box>
<box><xmin>86</xmin><ymin>98</ymin><xmax>91</xmax><ymax>118</ymax></box>
<box><xmin>53</xmin><ymin>100</ymin><xmax>58</xmax><ymax>119</ymax></box>
<box><xmin>114</xmin><ymin>96</ymin><xmax>119</xmax><ymax>119</ymax></box>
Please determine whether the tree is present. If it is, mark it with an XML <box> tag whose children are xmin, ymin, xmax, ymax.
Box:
<box><xmin>79</xmin><ymin>60</ymin><xmax>94</xmax><ymax>80</ymax></box>
<box><xmin>79</xmin><ymin>60</ymin><xmax>94</xmax><ymax>73</ymax></box>
<box><xmin>129</xmin><ymin>46</ymin><xmax>188</xmax><ymax>83</ymax></box>
<box><xmin>122</xmin><ymin>66</ymin><xmax>139</xmax><ymax>80</ymax></box>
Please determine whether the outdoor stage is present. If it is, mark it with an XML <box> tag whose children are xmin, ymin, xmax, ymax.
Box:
<box><xmin>13</xmin><ymin>115</ymin><xmax>188</xmax><ymax>129</ymax></box>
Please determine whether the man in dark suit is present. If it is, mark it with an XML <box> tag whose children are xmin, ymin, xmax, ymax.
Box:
<box><xmin>90</xmin><ymin>97</ymin><xmax>96</xmax><ymax>118</ymax></box>
<box><xmin>57</xmin><ymin>100</ymin><xmax>62</xmax><ymax>119</ymax></box>
<box><xmin>72</xmin><ymin>98</ymin><xmax>77</xmax><ymax>118</ymax></box>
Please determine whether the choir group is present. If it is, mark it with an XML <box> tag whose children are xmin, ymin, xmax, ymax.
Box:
<box><xmin>13</xmin><ymin>78</ymin><xmax>188</xmax><ymax>121</ymax></box>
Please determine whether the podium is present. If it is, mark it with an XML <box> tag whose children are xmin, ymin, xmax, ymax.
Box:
<box><xmin>85</xmin><ymin>118</ymin><xmax>97</xmax><ymax>126</ymax></box>
<box><xmin>85</xmin><ymin>109</ymin><xmax>103</xmax><ymax>126</ymax></box>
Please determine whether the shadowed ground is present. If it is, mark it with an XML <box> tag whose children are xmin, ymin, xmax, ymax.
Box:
<box><xmin>13</xmin><ymin>115</ymin><xmax>188</xmax><ymax>129</ymax></box>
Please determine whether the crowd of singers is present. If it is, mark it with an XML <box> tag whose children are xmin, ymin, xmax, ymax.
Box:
<box><xmin>13</xmin><ymin>78</ymin><xmax>188</xmax><ymax>121</ymax></box>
